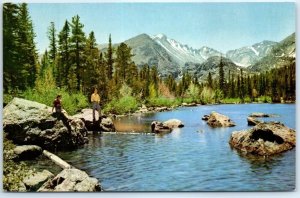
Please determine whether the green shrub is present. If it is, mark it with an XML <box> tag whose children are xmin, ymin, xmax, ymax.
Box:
<box><xmin>104</xmin><ymin>96</ymin><xmax>139</xmax><ymax>114</ymax></box>
<box><xmin>200</xmin><ymin>87</ymin><xmax>215</xmax><ymax>104</ymax></box>
<box><xmin>22</xmin><ymin>87</ymin><xmax>89</xmax><ymax>115</ymax></box>
<box><xmin>147</xmin><ymin>97</ymin><xmax>180</xmax><ymax>107</ymax></box>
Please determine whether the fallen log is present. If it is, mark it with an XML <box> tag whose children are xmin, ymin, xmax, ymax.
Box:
<box><xmin>43</xmin><ymin>150</ymin><xmax>72</xmax><ymax>169</ymax></box>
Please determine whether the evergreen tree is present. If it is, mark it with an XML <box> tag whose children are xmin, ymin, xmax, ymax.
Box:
<box><xmin>230</xmin><ymin>74</ymin><xmax>235</xmax><ymax>98</ymax></box>
<box><xmin>115</xmin><ymin>42</ymin><xmax>133</xmax><ymax>83</ymax></box>
<box><xmin>240</xmin><ymin>69</ymin><xmax>245</xmax><ymax>100</ymax></box>
<box><xmin>219</xmin><ymin>56</ymin><xmax>225</xmax><ymax>93</ymax></box>
<box><xmin>3</xmin><ymin>3</ymin><xmax>20</xmax><ymax>92</ymax></box>
<box><xmin>207</xmin><ymin>72</ymin><xmax>213</xmax><ymax>89</ymax></box>
<box><xmin>58</xmin><ymin>20</ymin><xmax>71</xmax><ymax>87</ymax></box>
<box><xmin>18</xmin><ymin>3</ymin><xmax>38</xmax><ymax>89</ymax></box>
<box><xmin>105</xmin><ymin>34</ymin><xmax>114</xmax><ymax>80</ymax></box>
<box><xmin>83</xmin><ymin>31</ymin><xmax>100</xmax><ymax>94</ymax></box>
<box><xmin>3</xmin><ymin>3</ymin><xmax>38</xmax><ymax>91</ymax></box>
<box><xmin>48</xmin><ymin>22</ymin><xmax>60</xmax><ymax>86</ymax></box>
<box><xmin>70</xmin><ymin>15</ymin><xmax>85</xmax><ymax>91</ymax></box>
<box><xmin>48</xmin><ymin>22</ymin><xmax>57</xmax><ymax>62</ymax></box>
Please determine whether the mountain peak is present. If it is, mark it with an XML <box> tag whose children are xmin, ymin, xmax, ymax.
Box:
<box><xmin>152</xmin><ymin>33</ymin><xmax>167</xmax><ymax>40</ymax></box>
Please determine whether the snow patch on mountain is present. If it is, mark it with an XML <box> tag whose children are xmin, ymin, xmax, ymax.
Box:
<box><xmin>250</xmin><ymin>46</ymin><xmax>259</xmax><ymax>56</ymax></box>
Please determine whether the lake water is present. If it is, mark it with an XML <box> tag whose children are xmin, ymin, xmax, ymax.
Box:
<box><xmin>47</xmin><ymin>104</ymin><xmax>295</xmax><ymax>191</ymax></box>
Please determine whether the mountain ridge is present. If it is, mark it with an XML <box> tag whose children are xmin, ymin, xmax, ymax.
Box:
<box><xmin>98</xmin><ymin>32</ymin><xmax>295</xmax><ymax>78</ymax></box>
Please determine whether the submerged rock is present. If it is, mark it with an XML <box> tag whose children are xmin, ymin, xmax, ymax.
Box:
<box><xmin>38</xmin><ymin>168</ymin><xmax>102</xmax><ymax>192</ymax></box>
<box><xmin>72</xmin><ymin>109</ymin><xmax>115</xmax><ymax>132</ymax></box>
<box><xmin>249</xmin><ymin>112</ymin><xmax>271</xmax><ymax>117</ymax></box>
<box><xmin>229</xmin><ymin>122</ymin><xmax>296</xmax><ymax>156</ymax></box>
<box><xmin>201</xmin><ymin>115</ymin><xmax>210</xmax><ymax>121</ymax></box>
<box><xmin>23</xmin><ymin>170</ymin><xmax>54</xmax><ymax>191</ymax></box>
<box><xmin>13</xmin><ymin>145</ymin><xmax>42</xmax><ymax>160</ymax></box>
<box><xmin>3</xmin><ymin>98</ymin><xmax>87</xmax><ymax>151</ymax></box>
<box><xmin>206</xmin><ymin>111</ymin><xmax>235</xmax><ymax>127</ymax></box>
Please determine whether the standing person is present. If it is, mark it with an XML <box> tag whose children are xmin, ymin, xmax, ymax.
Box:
<box><xmin>91</xmin><ymin>88</ymin><xmax>101</xmax><ymax>122</ymax></box>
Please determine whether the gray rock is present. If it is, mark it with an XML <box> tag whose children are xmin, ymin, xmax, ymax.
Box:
<box><xmin>38</xmin><ymin>168</ymin><xmax>102</xmax><ymax>192</ymax></box>
<box><xmin>3</xmin><ymin>98</ymin><xmax>88</xmax><ymax>151</ymax></box>
<box><xmin>72</xmin><ymin>109</ymin><xmax>115</xmax><ymax>132</ymax></box>
<box><xmin>151</xmin><ymin>119</ymin><xmax>184</xmax><ymax>133</ymax></box>
<box><xmin>151</xmin><ymin>121</ymin><xmax>171</xmax><ymax>133</ymax></box>
<box><xmin>247</xmin><ymin>117</ymin><xmax>263</xmax><ymax>126</ymax></box>
<box><xmin>163</xmin><ymin>119</ymin><xmax>184</xmax><ymax>128</ymax></box>
<box><xmin>13</xmin><ymin>145</ymin><xmax>42</xmax><ymax>160</ymax></box>
<box><xmin>249</xmin><ymin>112</ymin><xmax>271</xmax><ymax>117</ymax></box>
<box><xmin>206</xmin><ymin>111</ymin><xmax>235</xmax><ymax>127</ymax></box>
<box><xmin>201</xmin><ymin>115</ymin><xmax>210</xmax><ymax>121</ymax></box>
<box><xmin>23</xmin><ymin>170</ymin><xmax>54</xmax><ymax>191</ymax></box>
<box><xmin>229</xmin><ymin>122</ymin><xmax>296</xmax><ymax>156</ymax></box>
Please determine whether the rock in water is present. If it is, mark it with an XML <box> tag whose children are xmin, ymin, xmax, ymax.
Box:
<box><xmin>13</xmin><ymin>145</ymin><xmax>42</xmax><ymax>160</ymax></box>
<box><xmin>201</xmin><ymin>115</ymin><xmax>210</xmax><ymax>121</ymax></box>
<box><xmin>229</xmin><ymin>122</ymin><xmax>296</xmax><ymax>156</ymax></box>
<box><xmin>38</xmin><ymin>168</ymin><xmax>102</xmax><ymax>192</ymax></box>
<box><xmin>23</xmin><ymin>170</ymin><xmax>54</xmax><ymax>191</ymax></box>
<box><xmin>3</xmin><ymin>98</ymin><xmax>87</xmax><ymax>151</ymax></box>
<box><xmin>163</xmin><ymin>119</ymin><xmax>184</xmax><ymax>128</ymax></box>
<box><xmin>151</xmin><ymin>121</ymin><xmax>171</xmax><ymax>133</ymax></box>
<box><xmin>249</xmin><ymin>112</ymin><xmax>271</xmax><ymax>117</ymax></box>
<box><xmin>206</xmin><ymin>111</ymin><xmax>235</xmax><ymax>127</ymax></box>
<box><xmin>72</xmin><ymin>109</ymin><xmax>115</xmax><ymax>132</ymax></box>
<box><xmin>247</xmin><ymin>117</ymin><xmax>263</xmax><ymax>126</ymax></box>
<box><xmin>151</xmin><ymin>119</ymin><xmax>184</xmax><ymax>133</ymax></box>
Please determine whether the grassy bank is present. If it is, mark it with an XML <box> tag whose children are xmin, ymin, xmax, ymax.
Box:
<box><xmin>3</xmin><ymin>136</ymin><xmax>35</xmax><ymax>191</ymax></box>
<box><xmin>3</xmin><ymin>90</ymin><xmax>285</xmax><ymax>116</ymax></box>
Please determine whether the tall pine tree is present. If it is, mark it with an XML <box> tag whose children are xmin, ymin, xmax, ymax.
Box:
<box><xmin>105</xmin><ymin>34</ymin><xmax>114</xmax><ymax>80</ymax></box>
<box><xmin>58</xmin><ymin>20</ymin><xmax>71</xmax><ymax>87</ymax></box>
<box><xmin>70</xmin><ymin>15</ymin><xmax>85</xmax><ymax>91</ymax></box>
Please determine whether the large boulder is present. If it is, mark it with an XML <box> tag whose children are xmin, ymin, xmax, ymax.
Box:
<box><xmin>229</xmin><ymin>122</ymin><xmax>296</xmax><ymax>156</ymax></box>
<box><xmin>163</xmin><ymin>119</ymin><xmax>184</xmax><ymax>128</ymax></box>
<box><xmin>38</xmin><ymin>168</ymin><xmax>102</xmax><ymax>192</ymax></box>
<box><xmin>151</xmin><ymin>119</ymin><xmax>184</xmax><ymax>133</ymax></box>
<box><xmin>13</xmin><ymin>145</ymin><xmax>42</xmax><ymax>160</ymax></box>
<box><xmin>72</xmin><ymin>109</ymin><xmax>115</xmax><ymax>132</ymax></box>
<box><xmin>206</xmin><ymin>111</ymin><xmax>235</xmax><ymax>127</ymax></box>
<box><xmin>23</xmin><ymin>170</ymin><xmax>54</xmax><ymax>191</ymax></box>
<box><xmin>151</xmin><ymin>121</ymin><xmax>171</xmax><ymax>133</ymax></box>
<box><xmin>3</xmin><ymin>98</ymin><xmax>88</xmax><ymax>151</ymax></box>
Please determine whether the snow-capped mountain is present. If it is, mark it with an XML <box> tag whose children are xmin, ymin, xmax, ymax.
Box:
<box><xmin>249</xmin><ymin>32</ymin><xmax>295</xmax><ymax>72</ymax></box>
<box><xmin>226</xmin><ymin>40</ymin><xmax>277</xmax><ymax>67</ymax></box>
<box><xmin>99</xmin><ymin>32</ymin><xmax>295</xmax><ymax>78</ymax></box>
<box><xmin>151</xmin><ymin>33</ymin><xmax>222</xmax><ymax>67</ymax></box>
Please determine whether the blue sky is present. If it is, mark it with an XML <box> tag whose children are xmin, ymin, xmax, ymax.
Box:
<box><xmin>28</xmin><ymin>2</ymin><xmax>295</xmax><ymax>53</ymax></box>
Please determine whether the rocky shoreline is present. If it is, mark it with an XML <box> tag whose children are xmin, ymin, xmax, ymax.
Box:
<box><xmin>3</xmin><ymin>98</ymin><xmax>103</xmax><ymax>192</ymax></box>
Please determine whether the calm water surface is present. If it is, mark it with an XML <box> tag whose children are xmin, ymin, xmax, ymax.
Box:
<box><xmin>43</xmin><ymin>104</ymin><xmax>295</xmax><ymax>191</ymax></box>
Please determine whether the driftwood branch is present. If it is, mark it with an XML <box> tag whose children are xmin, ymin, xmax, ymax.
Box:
<box><xmin>43</xmin><ymin>150</ymin><xmax>72</xmax><ymax>169</ymax></box>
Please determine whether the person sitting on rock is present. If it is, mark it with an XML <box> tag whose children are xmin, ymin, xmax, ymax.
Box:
<box><xmin>91</xmin><ymin>88</ymin><xmax>101</xmax><ymax>122</ymax></box>
<box><xmin>52</xmin><ymin>95</ymin><xmax>62</xmax><ymax>113</ymax></box>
